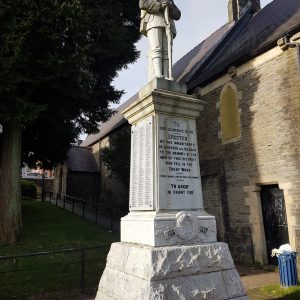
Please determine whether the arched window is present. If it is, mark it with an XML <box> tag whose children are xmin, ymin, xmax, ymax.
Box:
<box><xmin>220</xmin><ymin>83</ymin><xmax>241</xmax><ymax>142</ymax></box>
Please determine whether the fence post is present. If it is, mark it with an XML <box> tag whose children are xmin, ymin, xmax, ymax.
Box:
<box><xmin>72</xmin><ymin>199</ymin><xmax>75</xmax><ymax>213</ymax></box>
<box><xmin>95</xmin><ymin>205</ymin><xmax>98</xmax><ymax>224</ymax></box>
<box><xmin>63</xmin><ymin>195</ymin><xmax>66</xmax><ymax>210</ymax></box>
<box><xmin>80</xmin><ymin>249</ymin><xmax>85</xmax><ymax>294</ymax></box>
<box><xmin>56</xmin><ymin>194</ymin><xmax>58</xmax><ymax>206</ymax></box>
<box><xmin>82</xmin><ymin>202</ymin><xmax>85</xmax><ymax>218</ymax></box>
<box><xmin>50</xmin><ymin>192</ymin><xmax>52</xmax><ymax>203</ymax></box>
<box><xmin>41</xmin><ymin>174</ymin><xmax>45</xmax><ymax>203</ymax></box>
<box><xmin>110</xmin><ymin>210</ymin><xmax>114</xmax><ymax>231</ymax></box>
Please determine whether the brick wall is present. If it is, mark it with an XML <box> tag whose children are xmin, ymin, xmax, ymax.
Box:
<box><xmin>198</xmin><ymin>47</ymin><xmax>300</xmax><ymax>265</ymax></box>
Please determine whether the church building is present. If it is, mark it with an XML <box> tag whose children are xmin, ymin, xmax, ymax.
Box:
<box><xmin>80</xmin><ymin>0</ymin><xmax>300</xmax><ymax>267</ymax></box>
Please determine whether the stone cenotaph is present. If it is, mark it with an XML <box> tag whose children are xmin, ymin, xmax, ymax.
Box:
<box><xmin>96</xmin><ymin>1</ymin><xmax>248</xmax><ymax>299</ymax></box>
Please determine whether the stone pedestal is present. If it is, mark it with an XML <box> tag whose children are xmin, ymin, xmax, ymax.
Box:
<box><xmin>96</xmin><ymin>243</ymin><xmax>247</xmax><ymax>300</ymax></box>
<box><xmin>96</xmin><ymin>79</ymin><xmax>248</xmax><ymax>300</ymax></box>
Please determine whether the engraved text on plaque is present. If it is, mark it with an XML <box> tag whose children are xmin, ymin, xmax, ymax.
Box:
<box><xmin>158</xmin><ymin>115</ymin><xmax>203</xmax><ymax>210</ymax></box>
<box><xmin>129</xmin><ymin>116</ymin><xmax>153</xmax><ymax>210</ymax></box>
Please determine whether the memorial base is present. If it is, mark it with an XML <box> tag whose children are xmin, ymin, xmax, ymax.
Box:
<box><xmin>95</xmin><ymin>242</ymin><xmax>248</xmax><ymax>300</ymax></box>
<box><xmin>96</xmin><ymin>79</ymin><xmax>248</xmax><ymax>299</ymax></box>
<box><xmin>121</xmin><ymin>210</ymin><xmax>217</xmax><ymax>247</ymax></box>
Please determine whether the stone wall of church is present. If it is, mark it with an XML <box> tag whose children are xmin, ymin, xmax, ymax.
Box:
<box><xmin>197</xmin><ymin>46</ymin><xmax>300</xmax><ymax>266</ymax></box>
<box><xmin>92</xmin><ymin>127</ymin><xmax>130</xmax><ymax>211</ymax></box>
<box><xmin>53</xmin><ymin>163</ymin><xmax>68</xmax><ymax>196</ymax></box>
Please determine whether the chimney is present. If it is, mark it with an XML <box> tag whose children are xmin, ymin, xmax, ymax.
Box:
<box><xmin>228</xmin><ymin>0</ymin><xmax>238</xmax><ymax>24</ymax></box>
<box><xmin>228</xmin><ymin>0</ymin><xmax>261</xmax><ymax>23</ymax></box>
<box><xmin>250</xmin><ymin>0</ymin><xmax>261</xmax><ymax>13</ymax></box>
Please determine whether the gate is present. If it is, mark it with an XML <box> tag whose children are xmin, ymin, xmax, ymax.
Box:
<box><xmin>260</xmin><ymin>184</ymin><xmax>289</xmax><ymax>265</ymax></box>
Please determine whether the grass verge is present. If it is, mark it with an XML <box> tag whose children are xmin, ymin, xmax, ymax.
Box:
<box><xmin>260</xmin><ymin>284</ymin><xmax>300</xmax><ymax>299</ymax></box>
<box><xmin>0</xmin><ymin>200</ymin><xmax>118</xmax><ymax>299</ymax></box>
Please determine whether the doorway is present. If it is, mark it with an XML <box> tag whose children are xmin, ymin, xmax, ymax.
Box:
<box><xmin>260</xmin><ymin>184</ymin><xmax>289</xmax><ymax>265</ymax></box>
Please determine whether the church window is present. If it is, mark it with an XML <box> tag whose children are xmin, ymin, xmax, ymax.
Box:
<box><xmin>220</xmin><ymin>83</ymin><xmax>241</xmax><ymax>142</ymax></box>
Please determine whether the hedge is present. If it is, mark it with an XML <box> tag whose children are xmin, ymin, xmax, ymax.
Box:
<box><xmin>21</xmin><ymin>180</ymin><xmax>37</xmax><ymax>200</ymax></box>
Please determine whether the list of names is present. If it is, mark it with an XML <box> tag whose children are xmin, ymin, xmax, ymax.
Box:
<box><xmin>129</xmin><ymin>116</ymin><xmax>153</xmax><ymax>210</ymax></box>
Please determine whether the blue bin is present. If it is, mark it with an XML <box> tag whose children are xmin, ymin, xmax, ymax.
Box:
<box><xmin>278</xmin><ymin>252</ymin><xmax>298</xmax><ymax>287</ymax></box>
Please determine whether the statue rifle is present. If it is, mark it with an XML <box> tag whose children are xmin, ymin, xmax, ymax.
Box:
<box><xmin>164</xmin><ymin>5</ymin><xmax>173</xmax><ymax>80</ymax></box>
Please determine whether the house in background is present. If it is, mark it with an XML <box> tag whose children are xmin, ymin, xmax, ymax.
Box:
<box><xmin>53</xmin><ymin>145</ymin><xmax>100</xmax><ymax>201</ymax></box>
<box><xmin>70</xmin><ymin>0</ymin><xmax>300</xmax><ymax>268</ymax></box>
<box><xmin>22</xmin><ymin>163</ymin><xmax>54</xmax><ymax>178</ymax></box>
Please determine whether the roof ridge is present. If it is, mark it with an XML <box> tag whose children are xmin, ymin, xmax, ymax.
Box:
<box><xmin>188</xmin><ymin>0</ymin><xmax>300</xmax><ymax>89</ymax></box>
<box><xmin>187</xmin><ymin>6</ymin><xmax>254</xmax><ymax>91</ymax></box>
<box><xmin>174</xmin><ymin>24</ymin><xmax>230</xmax><ymax>83</ymax></box>
<box><xmin>174</xmin><ymin>23</ymin><xmax>228</xmax><ymax>68</ymax></box>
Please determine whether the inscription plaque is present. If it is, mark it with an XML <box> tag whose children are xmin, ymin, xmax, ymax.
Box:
<box><xmin>158</xmin><ymin>115</ymin><xmax>203</xmax><ymax>210</ymax></box>
<box><xmin>129</xmin><ymin>116</ymin><xmax>153</xmax><ymax>210</ymax></box>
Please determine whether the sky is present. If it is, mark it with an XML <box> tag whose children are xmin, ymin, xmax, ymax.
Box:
<box><xmin>80</xmin><ymin>0</ymin><xmax>273</xmax><ymax>139</ymax></box>
<box><xmin>112</xmin><ymin>0</ymin><xmax>273</xmax><ymax>105</ymax></box>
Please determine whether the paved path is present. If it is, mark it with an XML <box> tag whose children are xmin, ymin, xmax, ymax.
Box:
<box><xmin>238</xmin><ymin>265</ymin><xmax>280</xmax><ymax>299</ymax></box>
<box><xmin>58</xmin><ymin>265</ymin><xmax>280</xmax><ymax>299</ymax></box>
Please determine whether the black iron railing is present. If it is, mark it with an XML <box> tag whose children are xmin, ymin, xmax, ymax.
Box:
<box><xmin>45</xmin><ymin>190</ymin><xmax>127</xmax><ymax>233</ymax></box>
<box><xmin>0</xmin><ymin>245</ymin><xmax>110</xmax><ymax>299</ymax></box>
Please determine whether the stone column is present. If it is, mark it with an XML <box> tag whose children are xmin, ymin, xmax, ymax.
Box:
<box><xmin>121</xmin><ymin>79</ymin><xmax>216</xmax><ymax>247</ymax></box>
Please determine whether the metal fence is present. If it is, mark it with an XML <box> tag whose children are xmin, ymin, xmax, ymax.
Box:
<box><xmin>0</xmin><ymin>245</ymin><xmax>109</xmax><ymax>299</ymax></box>
<box><xmin>45</xmin><ymin>191</ymin><xmax>127</xmax><ymax>233</ymax></box>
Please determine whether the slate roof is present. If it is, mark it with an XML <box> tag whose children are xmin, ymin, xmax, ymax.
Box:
<box><xmin>186</xmin><ymin>0</ymin><xmax>300</xmax><ymax>90</ymax></box>
<box><xmin>81</xmin><ymin>93</ymin><xmax>138</xmax><ymax>147</ymax></box>
<box><xmin>173</xmin><ymin>23</ymin><xmax>231</xmax><ymax>83</ymax></box>
<box><xmin>82</xmin><ymin>0</ymin><xmax>300</xmax><ymax>147</ymax></box>
<box><xmin>66</xmin><ymin>146</ymin><xmax>99</xmax><ymax>172</ymax></box>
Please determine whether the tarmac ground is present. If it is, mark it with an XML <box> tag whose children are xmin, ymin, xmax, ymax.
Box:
<box><xmin>237</xmin><ymin>265</ymin><xmax>280</xmax><ymax>299</ymax></box>
<box><xmin>39</xmin><ymin>265</ymin><xmax>282</xmax><ymax>299</ymax></box>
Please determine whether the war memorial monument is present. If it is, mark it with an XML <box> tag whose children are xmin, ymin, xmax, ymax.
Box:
<box><xmin>96</xmin><ymin>1</ymin><xmax>248</xmax><ymax>299</ymax></box>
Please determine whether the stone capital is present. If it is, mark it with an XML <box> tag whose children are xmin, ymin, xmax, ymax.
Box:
<box><xmin>122</xmin><ymin>79</ymin><xmax>205</xmax><ymax>125</ymax></box>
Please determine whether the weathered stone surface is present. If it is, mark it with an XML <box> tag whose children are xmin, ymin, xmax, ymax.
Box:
<box><xmin>222</xmin><ymin>269</ymin><xmax>246</xmax><ymax>299</ymax></box>
<box><xmin>105</xmin><ymin>242</ymin><xmax>234</xmax><ymax>280</ymax></box>
<box><xmin>97</xmin><ymin>268</ymin><xmax>148</xmax><ymax>299</ymax></box>
<box><xmin>98</xmin><ymin>268</ymin><xmax>229</xmax><ymax>300</ymax></box>
<box><xmin>95</xmin><ymin>292</ymin><xmax>114</xmax><ymax>300</ymax></box>
<box><xmin>95</xmin><ymin>242</ymin><xmax>248</xmax><ymax>300</ymax></box>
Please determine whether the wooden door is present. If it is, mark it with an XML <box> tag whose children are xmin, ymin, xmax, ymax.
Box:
<box><xmin>261</xmin><ymin>185</ymin><xmax>289</xmax><ymax>265</ymax></box>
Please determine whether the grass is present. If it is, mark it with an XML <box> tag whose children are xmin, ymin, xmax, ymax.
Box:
<box><xmin>260</xmin><ymin>284</ymin><xmax>300</xmax><ymax>299</ymax></box>
<box><xmin>0</xmin><ymin>200</ymin><xmax>118</xmax><ymax>255</ymax></box>
<box><xmin>0</xmin><ymin>200</ymin><xmax>119</xmax><ymax>299</ymax></box>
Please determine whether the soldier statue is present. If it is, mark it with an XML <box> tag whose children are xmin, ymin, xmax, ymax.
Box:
<box><xmin>139</xmin><ymin>0</ymin><xmax>181</xmax><ymax>80</ymax></box>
